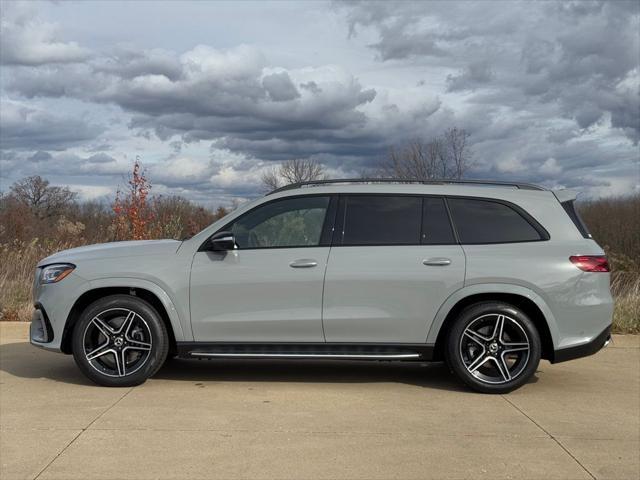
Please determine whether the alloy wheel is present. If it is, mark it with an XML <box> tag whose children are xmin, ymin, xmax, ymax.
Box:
<box><xmin>459</xmin><ymin>313</ymin><xmax>530</xmax><ymax>385</ymax></box>
<box><xmin>82</xmin><ymin>308</ymin><xmax>153</xmax><ymax>377</ymax></box>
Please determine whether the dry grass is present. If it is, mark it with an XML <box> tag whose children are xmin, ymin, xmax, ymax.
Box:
<box><xmin>0</xmin><ymin>239</ymin><xmax>77</xmax><ymax>322</ymax></box>
<box><xmin>610</xmin><ymin>272</ymin><xmax>640</xmax><ymax>334</ymax></box>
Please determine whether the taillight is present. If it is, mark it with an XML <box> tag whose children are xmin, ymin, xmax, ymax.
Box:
<box><xmin>569</xmin><ymin>255</ymin><xmax>610</xmax><ymax>272</ymax></box>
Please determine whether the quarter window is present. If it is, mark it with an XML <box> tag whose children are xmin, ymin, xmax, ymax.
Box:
<box><xmin>229</xmin><ymin>196</ymin><xmax>330</xmax><ymax>248</ymax></box>
<box><xmin>447</xmin><ymin>198</ymin><xmax>543</xmax><ymax>244</ymax></box>
<box><xmin>341</xmin><ymin>196</ymin><xmax>422</xmax><ymax>245</ymax></box>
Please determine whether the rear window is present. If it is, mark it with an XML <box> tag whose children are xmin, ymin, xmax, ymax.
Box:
<box><xmin>341</xmin><ymin>195</ymin><xmax>422</xmax><ymax>245</ymax></box>
<box><xmin>448</xmin><ymin>198</ymin><xmax>544</xmax><ymax>244</ymax></box>
<box><xmin>422</xmin><ymin>197</ymin><xmax>456</xmax><ymax>245</ymax></box>
<box><xmin>562</xmin><ymin>201</ymin><xmax>592</xmax><ymax>239</ymax></box>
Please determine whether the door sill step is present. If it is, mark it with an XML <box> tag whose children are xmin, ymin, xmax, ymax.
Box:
<box><xmin>176</xmin><ymin>342</ymin><xmax>434</xmax><ymax>361</ymax></box>
<box><xmin>188</xmin><ymin>352</ymin><xmax>421</xmax><ymax>360</ymax></box>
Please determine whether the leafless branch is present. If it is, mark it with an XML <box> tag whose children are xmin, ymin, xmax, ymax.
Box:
<box><xmin>384</xmin><ymin>127</ymin><xmax>473</xmax><ymax>181</ymax></box>
<box><xmin>261</xmin><ymin>158</ymin><xmax>326</xmax><ymax>191</ymax></box>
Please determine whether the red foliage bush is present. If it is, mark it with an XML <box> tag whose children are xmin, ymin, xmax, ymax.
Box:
<box><xmin>112</xmin><ymin>160</ymin><xmax>155</xmax><ymax>240</ymax></box>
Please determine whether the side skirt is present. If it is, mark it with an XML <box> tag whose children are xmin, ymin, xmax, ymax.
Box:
<box><xmin>176</xmin><ymin>342</ymin><xmax>434</xmax><ymax>362</ymax></box>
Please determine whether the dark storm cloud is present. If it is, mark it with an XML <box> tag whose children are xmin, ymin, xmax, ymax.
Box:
<box><xmin>368</xmin><ymin>26</ymin><xmax>445</xmax><ymax>61</ymax></box>
<box><xmin>5</xmin><ymin>42</ymin><xmax>384</xmax><ymax>162</ymax></box>
<box><xmin>28</xmin><ymin>150</ymin><xmax>52</xmax><ymax>162</ymax></box>
<box><xmin>262</xmin><ymin>72</ymin><xmax>300</xmax><ymax>102</ymax></box>
<box><xmin>300</xmin><ymin>81</ymin><xmax>322</xmax><ymax>94</ymax></box>
<box><xmin>87</xmin><ymin>153</ymin><xmax>116</xmax><ymax>164</ymax></box>
<box><xmin>0</xmin><ymin>101</ymin><xmax>103</xmax><ymax>151</ymax></box>
<box><xmin>339</xmin><ymin>0</ymin><xmax>640</xmax><ymax>144</ymax></box>
<box><xmin>5</xmin><ymin>64</ymin><xmax>101</xmax><ymax>99</ymax></box>
<box><xmin>446</xmin><ymin>61</ymin><xmax>495</xmax><ymax>92</ymax></box>
<box><xmin>94</xmin><ymin>47</ymin><xmax>183</xmax><ymax>81</ymax></box>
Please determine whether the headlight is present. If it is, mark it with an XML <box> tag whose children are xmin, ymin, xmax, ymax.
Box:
<box><xmin>40</xmin><ymin>264</ymin><xmax>75</xmax><ymax>284</ymax></box>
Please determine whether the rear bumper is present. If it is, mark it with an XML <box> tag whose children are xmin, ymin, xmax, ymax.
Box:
<box><xmin>552</xmin><ymin>325</ymin><xmax>611</xmax><ymax>363</ymax></box>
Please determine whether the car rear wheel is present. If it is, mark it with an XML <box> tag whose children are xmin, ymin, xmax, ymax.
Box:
<box><xmin>445</xmin><ymin>302</ymin><xmax>541</xmax><ymax>393</ymax></box>
<box><xmin>72</xmin><ymin>295</ymin><xmax>169</xmax><ymax>387</ymax></box>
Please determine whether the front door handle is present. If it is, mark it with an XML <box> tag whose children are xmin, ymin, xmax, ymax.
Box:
<box><xmin>290</xmin><ymin>259</ymin><xmax>318</xmax><ymax>268</ymax></box>
<box><xmin>423</xmin><ymin>257</ymin><xmax>451</xmax><ymax>266</ymax></box>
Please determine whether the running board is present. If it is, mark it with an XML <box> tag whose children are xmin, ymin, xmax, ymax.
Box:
<box><xmin>176</xmin><ymin>342</ymin><xmax>434</xmax><ymax>361</ymax></box>
<box><xmin>189</xmin><ymin>352</ymin><xmax>421</xmax><ymax>360</ymax></box>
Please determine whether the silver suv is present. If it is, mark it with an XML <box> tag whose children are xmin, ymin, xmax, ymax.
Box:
<box><xmin>30</xmin><ymin>179</ymin><xmax>613</xmax><ymax>393</ymax></box>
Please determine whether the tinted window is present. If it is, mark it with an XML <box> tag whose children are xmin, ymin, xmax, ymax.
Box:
<box><xmin>341</xmin><ymin>196</ymin><xmax>421</xmax><ymax>245</ymax></box>
<box><xmin>422</xmin><ymin>197</ymin><xmax>456</xmax><ymax>245</ymax></box>
<box><xmin>562</xmin><ymin>201</ymin><xmax>591</xmax><ymax>239</ymax></box>
<box><xmin>448</xmin><ymin>198</ymin><xmax>542</xmax><ymax>244</ymax></box>
<box><xmin>230</xmin><ymin>196</ymin><xmax>329</xmax><ymax>248</ymax></box>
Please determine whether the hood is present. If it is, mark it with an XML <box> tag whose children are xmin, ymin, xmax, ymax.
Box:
<box><xmin>37</xmin><ymin>239</ymin><xmax>182</xmax><ymax>267</ymax></box>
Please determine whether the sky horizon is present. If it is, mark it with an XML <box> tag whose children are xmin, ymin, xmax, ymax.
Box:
<box><xmin>1</xmin><ymin>0</ymin><xmax>638</xmax><ymax>208</ymax></box>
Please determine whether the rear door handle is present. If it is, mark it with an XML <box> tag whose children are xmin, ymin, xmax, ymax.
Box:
<box><xmin>290</xmin><ymin>259</ymin><xmax>318</xmax><ymax>268</ymax></box>
<box><xmin>423</xmin><ymin>257</ymin><xmax>451</xmax><ymax>266</ymax></box>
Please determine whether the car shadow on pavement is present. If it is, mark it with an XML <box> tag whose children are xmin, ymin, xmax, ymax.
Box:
<box><xmin>0</xmin><ymin>341</ymin><xmax>538</xmax><ymax>392</ymax></box>
<box><xmin>0</xmin><ymin>342</ymin><xmax>94</xmax><ymax>386</ymax></box>
<box><xmin>154</xmin><ymin>357</ymin><xmax>471</xmax><ymax>392</ymax></box>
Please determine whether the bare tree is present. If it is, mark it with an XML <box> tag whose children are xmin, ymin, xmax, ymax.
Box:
<box><xmin>443</xmin><ymin>127</ymin><xmax>472</xmax><ymax>180</ymax></box>
<box><xmin>261</xmin><ymin>167</ymin><xmax>282</xmax><ymax>191</ymax></box>
<box><xmin>384</xmin><ymin>138</ymin><xmax>446</xmax><ymax>180</ymax></box>
<box><xmin>384</xmin><ymin>127</ymin><xmax>472</xmax><ymax>181</ymax></box>
<box><xmin>261</xmin><ymin>158</ymin><xmax>326</xmax><ymax>191</ymax></box>
<box><xmin>10</xmin><ymin>175</ymin><xmax>77</xmax><ymax>218</ymax></box>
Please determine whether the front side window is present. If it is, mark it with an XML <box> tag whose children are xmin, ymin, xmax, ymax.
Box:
<box><xmin>447</xmin><ymin>198</ymin><xmax>543</xmax><ymax>244</ymax></box>
<box><xmin>229</xmin><ymin>196</ymin><xmax>330</xmax><ymax>248</ymax></box>
<box><xmin>341</xmin><ymin>195</ymin><xmax>422</xmax><ymax>245</ymax></box>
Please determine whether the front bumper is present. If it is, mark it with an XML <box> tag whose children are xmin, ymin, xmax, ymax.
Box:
<box><xmin>552</xmin><ymin>325</ymin><xmax>611</xmax><ymax>363</ymax></box>
<box><xmin>30</xmin><ymin>306</ymin><xmax>54</xmax><ymax>346</ymax></box>
<box><xmin>30</xmin><ymin>271</ymin><xmax>88</xmax><ymax>353</ymax></box>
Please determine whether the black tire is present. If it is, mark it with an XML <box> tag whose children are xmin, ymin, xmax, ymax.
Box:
<box><xmin>72</xmin><ymin>294</ymin><xmax>169</xmax><ymax>387</ymax></box>
<box><xmin>445</xmin><ymin>302</ymin><xmax>541</xmax><ymax>394</ymax></box>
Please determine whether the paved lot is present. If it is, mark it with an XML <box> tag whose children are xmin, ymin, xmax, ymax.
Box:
<box><xmin>0</xmin><ymin>322</ymin><xmax>638</xmax><ymax>480</ymax></box>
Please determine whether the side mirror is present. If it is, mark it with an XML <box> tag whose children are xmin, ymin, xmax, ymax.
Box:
<box><xmin>208</xmin><ymin>231</ymin><xmax>236</xmax><ymax>251</ymax></box>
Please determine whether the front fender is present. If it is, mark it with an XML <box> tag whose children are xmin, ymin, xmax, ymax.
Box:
<box><xmin>88</xmin><ymin>277</ymin><xmax>188</xmax><ymax>342</ymax></box>
<box><xmin>426</xmin><ymin>283</ymin><xmax>560</xmax><ymax>348</ymax></box>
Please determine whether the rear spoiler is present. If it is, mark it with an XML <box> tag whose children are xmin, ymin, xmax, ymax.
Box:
<box><xmin>553</xmin><ymin>189</ymin><xmax>592</xmax><ymax>238</ymax></box>
<box><xmin>553</xmin><ymin>189</ymin><xmax>578</xmax><ymax>203</ymax></box>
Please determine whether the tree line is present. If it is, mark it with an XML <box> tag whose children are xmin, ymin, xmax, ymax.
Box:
<box><xmin>0</xmin><ymin>164</ymin><xmax>228</xmax><ymax>245</ymax></box>
<box><xmin>260</xmin><ymin>127</ymin><xmax>472</xmax><ymax>190</ymax></box>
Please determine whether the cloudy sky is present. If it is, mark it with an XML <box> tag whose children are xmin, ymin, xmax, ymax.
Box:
<box><xmin>1</xmin><ymin>0</ymin><xmax>638</xmax><ymax>207</ymax></box>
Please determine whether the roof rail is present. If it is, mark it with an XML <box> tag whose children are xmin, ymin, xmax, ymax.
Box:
<box><xmin>267</xmin><ymin>178</ymin><xmax>546</xmax><ymax>195</ymax></box>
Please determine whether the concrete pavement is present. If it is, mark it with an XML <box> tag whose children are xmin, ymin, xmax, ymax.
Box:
<box><xmin>1</xmin><ymin>322</ymin><xmax>638</xmax><ymax>479</ymax></box>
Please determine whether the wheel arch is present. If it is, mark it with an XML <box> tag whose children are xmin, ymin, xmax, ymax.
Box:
<box><xmin>429</xmin><ymin>286</ymin><xmax>557</xmax><ymax>362</ymax></box>
<box><xmin>61</xmin><ymin>284</ymin><xmax>184</xmax><ymax>355</ymax></box>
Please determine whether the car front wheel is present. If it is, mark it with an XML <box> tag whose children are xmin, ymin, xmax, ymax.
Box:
<box><xmin>72</xmin><ymin>294</ymin><xmax>169</xmax><ymax>387</ymax></box>
<box><xmin>445</xmin><ymin>302</ymin><xmax>541</xmax><ymax>394</ymax></box>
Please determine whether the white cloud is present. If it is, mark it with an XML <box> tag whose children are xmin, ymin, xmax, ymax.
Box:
<box><xmin>540</xmin><ymin>157</ymin><xmax>563</xmax><ymax>176</ymax></box>
<box><xmin>496</xmin><ymin>157</ymin><xmax>526</xmax><ymax>174</ymax></box>
<box><xmin>0</xmin><ymin>2</ymin><xmax>91</xmax><ymax>65</ymax></box>
<box><xmin>69</xmin><ymin>184</ymin><xmax>113</xmax><ymax>201</ymax></box>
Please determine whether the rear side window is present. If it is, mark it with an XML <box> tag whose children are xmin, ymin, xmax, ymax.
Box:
<box><xmin>422</xmin><ymin>197</ymin><xmax>456</xmax><ymax>245</ymax></box>
<box><xmin>561</xmin><ymin>201</ymin><xmax>592</xmax><ymax>239</ymax></box>
<box><xmin>340</xmin><ymin>195</ymin><xmax>422</xmax><ymax>245</ymax></box>
<box><xmin>448</xmin><ymin>198</ymin><xmax>544</xmax><ymax>244</ymax></box>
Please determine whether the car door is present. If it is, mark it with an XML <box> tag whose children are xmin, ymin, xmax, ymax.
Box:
<box><xmin>190</xmin><ymin>195</ymin><xmax>335</xmax><ymax>342</ymax></box>
<box><xmin>322</xmin><ymin>195</ymin><xmax>465</xmax><ymax>343</ymax></box>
